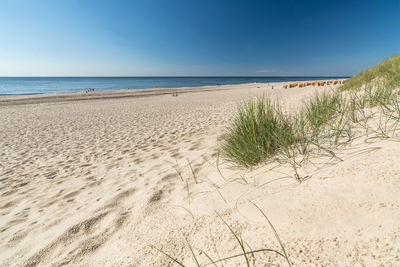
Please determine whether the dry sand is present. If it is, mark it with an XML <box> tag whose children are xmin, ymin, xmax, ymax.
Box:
<box><xmin>0</xmin><ymin>82</ymin><xmax>399</xmax><ymax>266</ymax></box>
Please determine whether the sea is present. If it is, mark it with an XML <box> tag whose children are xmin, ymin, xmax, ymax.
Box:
<box><xmin>0</xmin><ymin>77</ymin><xmax>348</xmax><ymax>95</ymax></box>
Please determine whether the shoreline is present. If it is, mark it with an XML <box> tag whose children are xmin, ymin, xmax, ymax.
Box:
<box><xmin>0</xmin><ymin>79</ymin><xmax>345</xmax><ymax>106</ymax></box>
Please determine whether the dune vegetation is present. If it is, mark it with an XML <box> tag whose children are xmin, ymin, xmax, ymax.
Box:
<box><xmin>152</xmin><ymin>54</ymin><xmax>400</xmax><ymax>266</ymax></box>
<box><xmin>221</xmin><ymin>54</ymin><xmax>400</xmax><ymax>183</ymax></box>
<box><xmin>340</xmin><ymin>53</ymin><xmax>400</xmax><ymax>91</ymax></box>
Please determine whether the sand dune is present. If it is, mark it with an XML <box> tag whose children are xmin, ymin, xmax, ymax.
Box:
<box><xmin>1</xmin><ymin>82</ymin><xmax>399</xmax><ymax>266</ymax></box>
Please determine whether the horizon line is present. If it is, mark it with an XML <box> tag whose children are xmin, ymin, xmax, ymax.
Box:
<box><xmin>0</xmin><ymin>75</ymin><xmax>351</xmax><ymax>78</ymax></box>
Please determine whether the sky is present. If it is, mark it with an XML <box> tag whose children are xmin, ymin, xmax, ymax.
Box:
<box><xmin>0</xmin><ymin>0</ymin><xmax>399</xmax><ymax>77</ymax></box>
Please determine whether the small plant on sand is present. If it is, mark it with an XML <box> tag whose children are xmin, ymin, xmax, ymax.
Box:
<box><xmin>149</xmin><ymin>202</ymin><xmax>292</xmax><ymax>266</ymax></box>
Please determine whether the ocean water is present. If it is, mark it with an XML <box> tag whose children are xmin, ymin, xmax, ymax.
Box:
<box><xmin>0</xmin><ymin>77</ymin><xmax>348</xmax><ymax>95</ymax></box>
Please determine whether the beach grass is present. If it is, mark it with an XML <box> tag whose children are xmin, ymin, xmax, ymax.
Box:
<box><xmin>150</xmin><ymin>202</ymin><xmax>292</xmax><ymax>266</ymax></box>
<box><xmin>221</xmin><ymin>54</ymin><xmax>400</xmax><ymax>171</ymax></box>
<box><xmin>304</xmin><ymin>90</ymin><xmax>341</xmax><ymax>139</ymax></box>
<box><xmin>153</xmin><ymin>53</ymin><xmax>400</xmax><ymax>266</ymax></box>
<box><xmin>220</xmin><ymin>96</ymin><xmax>299</xmax><ymax>167</ymax></box>
<box><xmin>340</xmin><ymin>53</ymin><xmax>400</xmax><ymax>91</ymax></box>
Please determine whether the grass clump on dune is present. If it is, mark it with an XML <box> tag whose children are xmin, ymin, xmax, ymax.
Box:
<box><xmin>221</xmin><ymin>53</ymin><xmax>400</xmax><ymax>171</ymax></box>
<box><xmin>154</xmin><ymin>53</ymin><xmax>400</xmax><ymax>266</ymax></box>
<box><xmin>220</xmin><ymin>91</ymin><xmax>343</xmax><ymax>171</ymax></box>
<box><xmin>304</xmin><ymin>90</ymin><xmax>341</xmax><ymax>136</ymax></box>
<box><xmin>220</xmin><ymin>96</ymin><xmax>298</xmax><ymax>167</ymax></box>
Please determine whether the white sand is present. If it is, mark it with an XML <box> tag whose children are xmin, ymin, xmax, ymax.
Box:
<box><xmin>0</xmin><ymin>81</ymin><xmax>399</xmax><ymax>266</ymax></box>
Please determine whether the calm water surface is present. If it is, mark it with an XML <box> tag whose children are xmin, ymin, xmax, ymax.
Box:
<box><xmin>0</xmin><ymin>77</ymin><xmax>348</xmax><ymax>95</ymax></box>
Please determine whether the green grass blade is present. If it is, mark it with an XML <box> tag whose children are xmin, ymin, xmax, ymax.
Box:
<box><xmin>216</xmin><ymin>212</ymin><xmax>250</xmax><ymax>267</ymax></box>
<box><xmin>148</xmin><ymin>244</ymin><xmax>186</xmax><ymax>267</ymax></box>
<box><xmin>249</xmin><ymin>201</ymin><xmax>292</xmax><ymax>267</ymax></box>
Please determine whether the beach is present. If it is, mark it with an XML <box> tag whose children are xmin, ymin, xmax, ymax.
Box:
<box><xmin>1</xmin><ymin>81</ymin><xmax>399</xmax><ymax>266</ymax></box>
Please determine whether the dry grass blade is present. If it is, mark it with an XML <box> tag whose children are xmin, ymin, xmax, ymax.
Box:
<box><xmin>186</xmin><ymin>179</ymin><xmax>191</xmax><ymax>205</ymax></box>
<box><xmin>187</xmin><ymin>158</ymin><xmax>198</xmax><ymax>184</ymax></box>
<box><xmin>173</xmin><ymin>158</ymin><xmax>184</xmax><ymax>181</ymax></box>
<box><xmin>216</xmin><ymin>151</ymin><xmax>227</xmax><ymax>181</ymax></box>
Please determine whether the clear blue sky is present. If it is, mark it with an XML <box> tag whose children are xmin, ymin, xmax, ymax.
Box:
<box><xmin>0</xmin><ymin>0</ymin><xmax>399</xmax><ymax>76</ymax></box>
